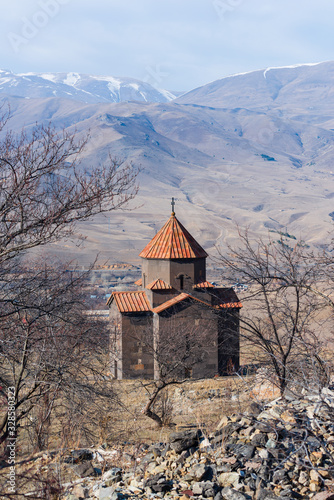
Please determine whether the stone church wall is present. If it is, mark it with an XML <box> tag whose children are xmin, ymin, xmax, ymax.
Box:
<box><xmin>109</xmin><ymin>303</ymin><xmax>240</xmax><ymax>380</ymax></box>
<box><xmin>141</xmin><ymin>258</ymin><xmax>206</xmax><ymax>290</ymax></box>
<box><xmin>169</xmin><ymin>258</ymin><xmax>206</xmax><ymax>290</ymax></box>
<box><xmin>141</xmin><ymin>259</ymin><xmax>170</xmax><ymax>288</ymax></box>
<box><xmin>121</xmin><ymin>313</ymin><xmax>154</xmax><ymax>379</ymax></box>
<box><xmin>155</xmin><ymin>303</ymin><xmax>219</xmax><ymax>379</ymax></box>
<box><xmin>218</xmin><ymin>310</ymin><xmax>240</xmax><ymax>374</ymax></box>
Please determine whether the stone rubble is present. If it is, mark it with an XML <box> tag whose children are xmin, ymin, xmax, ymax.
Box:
<box><xmin>61</xmin><ymin>389</ymin><xmax>334</xmax><ymax>500</ymax></box>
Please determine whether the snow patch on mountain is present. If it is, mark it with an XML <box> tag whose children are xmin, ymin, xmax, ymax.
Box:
<box><xmin>0</xmin><ymin>77</ymin><xmax>12</xmax><ymax>86</ymax></box>
<box><xmin>39</xmin><ymin>73</ymin><xmax>57</xmax><ymax>83</ymax></box>
<box><xmin>0</xmin><ymin>70</ymin><xmax>177</xmax><ymax>104</ymax></box>
<box><xmin>63</xmin><ymin>72</ymin><xmax>81</xmax><ymax>86</ymax></box>
<box><xmin>176</xmin><ymin>60</ymin><xmax>334</xmax><ymax>118</ymax></box>
<box><xmin>263</xmin><ymin>62</ymin><xmax>323</xmax><ymax>79</ymax></box>
<box><xmin>158</xmin><ymin>88</ymin><xmax>178</xmax><ymax>101</ymax></box>
<box><xmin>196</xmin><ymin>62</ymin><xmax>325</xmax><ymax>86</ymax></box>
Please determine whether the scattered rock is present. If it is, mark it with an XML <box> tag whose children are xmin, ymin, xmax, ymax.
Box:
<box><xmin>70</xmin><ymin>449</ymin><xmax>94</xmax><ymax>462</ymax></box>
<box><xmin>313</xmin><ymin>493</ymin><xmax>334</xmax><ymax>500</ymax></box>
<box><xmin>169</xmin><ymin>429</ymin><xmax>202</xmax><ymax>453</ymax></box>
<box><xmin>218</xmin><ymin>472</ymin><xmax>240</xmax><ymax>487</ymax></box>
<box><xmin>71</xmin><ymin>484</ymin><xmax>88</xmax><ymax>499</ymax></box>
<box><xmin>61</xmin><ymin>387</ymin><xmax>334</xmax><ymax>499</ymax></box>
<box><xmin>188</xmin><ymin>463</ymin><xmax>211</xmax><ymax>481</ymax></box>
<box><xmin>99</xmin><ymin>486</ymin><xmax>114</xmax><ymax>500</ymax></box>
<box><xmin>221</xmin><ymin>487</ymin><xmax>250</xmax><ymax>499</ymax></box>
<box><xmin>70</xmin><ymin>461</ymin><xmax>95</xmax><ymax>478</ymax></box>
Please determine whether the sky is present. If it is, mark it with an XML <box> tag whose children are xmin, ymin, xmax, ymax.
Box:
<box><xmin>1</xmin><ymin>0</ymin><xmax>334</xmax><ymax>92</ymax></box>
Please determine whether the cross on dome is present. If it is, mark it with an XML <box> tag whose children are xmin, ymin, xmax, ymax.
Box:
<box><xmin>171</xmin><ymin>197</ymin><xmax>175</xmax><ymax>215</ymax></box>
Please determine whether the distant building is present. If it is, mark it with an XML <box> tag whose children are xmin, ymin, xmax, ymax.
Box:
<box><xmin>107</xmin><ymin>206</ymin><xmax>241</xmax><ymax>379</ymax></box>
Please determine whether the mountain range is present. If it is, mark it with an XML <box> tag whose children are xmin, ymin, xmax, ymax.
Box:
<box><xmin>1</xmin><ymin>62</ymin><xmax>334</xmax><ymax>265</ymax></box>
<box><xmin>0</xmin><ymin>69</ymin><xmax>178</xmax><ymax>104</ymax></box>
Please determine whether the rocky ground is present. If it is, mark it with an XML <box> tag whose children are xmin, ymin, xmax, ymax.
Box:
<box><xmin>31</xmin><ymin>387</ymin><xmax>334</xmax><ymax>500</ymax></box>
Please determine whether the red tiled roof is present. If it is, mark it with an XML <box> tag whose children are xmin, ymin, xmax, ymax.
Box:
<box><xmin>217</xmin><ymin>302</ymin><xmax>243</xmax><ymax>309</ymax></box>
<box><xmin>152</xmin><ymin>292</ymin><xmax>221</xmax><ymax>313</ymax></box>
<box><xmin>107</xmin><ymin>289</ymin><xmax>241</xmax><ymax>314</ymax></box>
<box><xmin>134</xmin><ymin>278</ymin><xmax>142</xmax><ymax>286</ymax></box>
<box><xmin>212</xmin><ymin>288</ymin><xmax>242</xmax><ymax>309</ymax></box>
<box><xmin>193</xmin><ymin>281</ymin><xmax>215</xmax><ymax>289</ymax></box>
<box><xmin>152</xmin><ymin>293</ymin><xmax>190</xmax><ymax>313</ymax></box>
<box><xmin>139</xmin><ymin>215</ymin><xmax>208</xmax><ymax>260</ymax></box>
<box><xmin>146</xmin><ymin>278</ymin><xmax>173</xmax><ymax>290</ymax></box>
<box><xmin>107</xmin><ymin>291</ymin><xmax>151</xmax><ymax>313</ymax></box>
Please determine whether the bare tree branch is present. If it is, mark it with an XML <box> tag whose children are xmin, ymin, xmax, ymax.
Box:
<box><xmin>0</xmin><ymin>120</ymin><xmax>138</xmax><ymax>263</ymax></box>
<box><xmin>217</xmin><ymin>229</ymin><xmax>331</xmax><ymax>396</ymax></box>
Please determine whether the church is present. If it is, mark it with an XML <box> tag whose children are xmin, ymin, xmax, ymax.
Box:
<box><xmin>107</xmin><ymin>202</ymin><xmax>242</xmax><ymax>380</ymax></box>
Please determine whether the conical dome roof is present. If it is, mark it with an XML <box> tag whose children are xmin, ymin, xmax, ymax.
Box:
<box><xmin>139</xmin><ymin>214</ymin><xmax>208</xmax><ymax>259</ymax></box>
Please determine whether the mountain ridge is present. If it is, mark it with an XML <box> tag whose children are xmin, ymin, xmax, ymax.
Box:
<box><xmin>0</xmin><ymin>69</ymin><xmax>178</xmax><ymax>104</ymax></box>
<box><xmin>1</xmin><ymin>61</ymin><xmax>334</xmax><ymax>264</ymax></box>
<box><xmin>176</xmin><ymin>61</ymin><xmax>334</xmax><ymax>127</ymax></box>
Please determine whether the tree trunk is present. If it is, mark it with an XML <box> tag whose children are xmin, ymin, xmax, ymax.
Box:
<box><xmin>143</xmin><ymin>384</ymin><xmax>165</xmax><ymax>427</ymax></box>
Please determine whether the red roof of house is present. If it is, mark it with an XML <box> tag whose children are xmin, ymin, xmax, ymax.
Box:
<box><xmin>107</xmin><ymin>289</ymin><xmax>242</xmax><ymax>314</ymax></box>
<box><xmin>107</xmin><ymin>291</ymin><xmax>151</xmax><ymax>313</ymax></box>
<box><xmin>212</xmin><ymin>288</ymin><xmax>243</xmax><ymax>309</ymax></box>
<box><xmin>152</xmin><ymin>292</ymin><xmax>224</xmax><ymax>314</ymax></box>
<box><xmin>139</xmin><ymin>214</ymin><xmax>208</xmax><ymax>260</ymax></box>
<box><xmin>193</xmin><ymin>281</ymin><xmax>215</xmax><ymax>289</ymax></box>
<box><xmin>134</xmin><ymin>278</ymin><xmax>142</xmax><ymax>286</ymax></box>
<box><xmin>146</xmin><ymin>278</ymin><xmax>173</xmax><ymax>290</ymax></box>
<box><xmin>217</xmin><ymin>302</ymin><xmax>242</xmax><ymax>309</ymax></box>
<box><xmin>152</xmin><ymin>293</ymin><xmax>190</xmax><ymax>313</ymax></box>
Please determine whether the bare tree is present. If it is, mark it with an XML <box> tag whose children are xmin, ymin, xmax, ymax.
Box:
<box><xmin>0</xmin><ymin>258</ymin><xmax>116</xmax><ymax>449</ymax></box>
<box><xmin>130</xmin><ymin>313</ymin><xmax>215</xmax><ymax>427</ymax></box>
<box><xmin>0</xmin><ymin>112</ymin><xmax>138</xmax><ymax>464</ymax></box>
<box><xmin>218</xmin><ymin>229</ymin><xmax>331</xmax><ymax>396</ymax></box>
<box><xmin>0</xmin><ymin>115</ymin><xmax>138</xmax><ymax>264</ymax></box>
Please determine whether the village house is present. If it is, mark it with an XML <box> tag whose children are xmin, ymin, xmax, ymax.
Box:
<box><xmin>107</xmin><ymin>203</ymin><xmax>241</xmax><ymax>379</ymax></box>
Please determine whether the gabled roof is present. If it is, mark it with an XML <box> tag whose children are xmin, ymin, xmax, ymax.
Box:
<box><xmin>107</xmin><ymin>289</ymin><xmax>242</xmax><ymax>314</ymax></box>
<box><xmin>146</xmin><ymin>278</ymin><xmax>173</xmax><ymax>290</ymax></box>
<box><xmin>139</xmin><ymin>214</ymin><xmax>208</xmax><ymax>260</ymax></box>
<box><xmin>193</xmin><ymin>281</ymin><xmax>215</xmax><ymax>289</ymax></box>
<box><xmin>107</xmin><ymin>291</ymin><xmax>151</xmax><ymax>313</ymax></box>
<box><xmin>152</xmin><ymin>293</ymin><xmax>190</xmax><ymax>313</ymax></box>
<box><xmin>152</xmin><ymin>291</ymin><xmax>225</xmax><ymax>314</ymax></box>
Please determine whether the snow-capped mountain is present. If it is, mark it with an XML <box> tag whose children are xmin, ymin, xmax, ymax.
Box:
<box><xmin>0</xmin><ymin>70</ymin><xmax>177</xmax><ymax>104</ymax></box>
<box><xmin>176</xmin><ymin>61</ymin><xmax>334</xmax><ymax>125</ymax></box>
